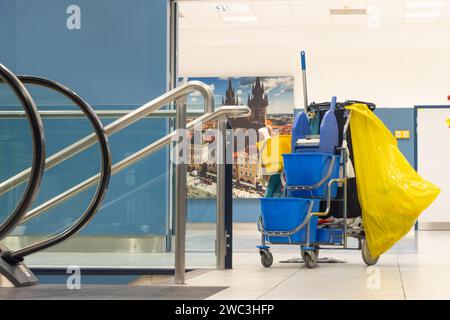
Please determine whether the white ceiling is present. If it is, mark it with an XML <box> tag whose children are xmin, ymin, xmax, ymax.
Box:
<box><xmin>178</xmin><ymin>1</ymin><xmax>450</xmax><ymax>108</ymax></box>
<box><xmin>179</xmin><ymin>0</ymin><xmax>450</xmax><ymax>50</ymax></box>
<box><xmin>179</xmin><ymin>0</ymin><xmax>450</xmax><ymax>28</ymax></box>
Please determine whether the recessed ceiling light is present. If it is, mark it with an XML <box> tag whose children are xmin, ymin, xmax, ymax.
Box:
<box><xmin>329</xmin><ymin>8</ymin><xmax>367</xmax><ymax>15</ymax></box>
<box><xmin>405</xmin><ymin>1</ymin><xmax>444</xmax><ymax>9</ymax></box>
<box><xmin>222</xmin><ymin>16</ymin><xmax>259</xmax><ymax>23</ymax></box>
<box><xmin>404</xmin><ymin>12</ymin><xmax>441</xmax><ymax>18</ymax></box>
<box><xmin>214</xmin><ymin>3</ymin><xmax>251</xmax><ymax>13</ymax></box>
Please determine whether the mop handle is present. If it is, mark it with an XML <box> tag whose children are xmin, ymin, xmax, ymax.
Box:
<box><xmin>301</xmin><ymin>51</ymin><xmax>306</xmax><ymax>71</ymax></box>
<box><xmin>301</xmin><ymin>51</ymin><xmax>308</xmax><ymax>114</ymax></box>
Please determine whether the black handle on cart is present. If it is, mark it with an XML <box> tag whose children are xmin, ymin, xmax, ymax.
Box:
<box><xmin>309</xmin><ymin>100</ymin><xmax>376</xmax><ymax>112</ymax></box>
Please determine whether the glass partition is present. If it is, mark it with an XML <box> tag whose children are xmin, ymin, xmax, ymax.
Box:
<box><xmin>1</xmin><ymin>83</ymin><xmax>173</xmax><ymax>269</ymax></box>
<box><xmin>1</xmin><ymin>85</ymin><xmax>223</xmax><ymax>271</ymax></box>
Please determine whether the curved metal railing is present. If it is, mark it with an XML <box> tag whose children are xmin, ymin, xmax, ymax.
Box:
<box><xmin>1</xmin><ymin>76</ymin><xmax>112</xmax><ymax>263</ymax></box>
<box><xmin>0</xmin><ymin>69</ymin><xmax>249</xmax><ymax>285</ymax></box>
<box><xmin>0</xmin><ymin>65</ymin><xmax>46</xmax><ymax>241</ymax></box>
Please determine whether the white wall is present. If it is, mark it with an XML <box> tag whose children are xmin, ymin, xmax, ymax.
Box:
<box><xmin>179</xmin><ymin>24</ymin><xmax>450</xmax><ymax>108</ymax></box>
<box><xmin>417</xmin><ymin>108</ymin><xmax>450</xmax><ymax>225</ymax></box>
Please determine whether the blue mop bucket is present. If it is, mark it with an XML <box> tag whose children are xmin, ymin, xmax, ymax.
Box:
<box><xmin>282</xmin><ymin>153</ymin><xmax>340</xmax><ymax>198</ymax></box>
<box><xmin>260</xmin><ymin>198</ymin><xmax>319</xmax><ymax>244</ymax></box>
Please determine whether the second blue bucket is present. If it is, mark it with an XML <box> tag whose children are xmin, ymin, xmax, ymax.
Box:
<box><xmin>260</xmin><ymin>198</ymin><xmax>319</xmax><ymax>244</ymax></box>
<box><xmin>282</xmin><ymin>152</ymin><xmax>340</xmax><ymax>198</ymax></box>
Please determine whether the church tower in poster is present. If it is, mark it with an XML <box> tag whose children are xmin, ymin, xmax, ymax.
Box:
<box><xmin>247</xmin><ymin>77</ymin><xmax>268</xmax><ymax>129</ymax></box>
<box><xmin>222</xmin><ymin>78</ymin><xmax>238</xmax><ymax>106</ymax></box>
<box><xmin>225</xmin><ymin>77</ymin><xmax>268</xmax><ymax>130</ymax></box>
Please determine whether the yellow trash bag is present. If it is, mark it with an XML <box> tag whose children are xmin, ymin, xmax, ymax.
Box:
<box><xmin>257</xmin><ymin>135</ymin><xmax>291</xmax><ymax>175</ymax></box>
<box><xmin>346</xmin><ymin>104</ymin><xmax>440</xmax><ymax>257</ymax></box>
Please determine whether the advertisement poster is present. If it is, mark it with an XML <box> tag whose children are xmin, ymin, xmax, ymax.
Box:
<box><xmin>184</xmin><ymin>76</ymin><xmax>294</xmax><ymax>198</ymax></box>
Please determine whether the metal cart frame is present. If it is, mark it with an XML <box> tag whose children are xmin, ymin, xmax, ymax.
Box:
<box><xmin>257</xmin><ymin>110</ymin><xmax>379</xmax><ymax>268</ymax></box>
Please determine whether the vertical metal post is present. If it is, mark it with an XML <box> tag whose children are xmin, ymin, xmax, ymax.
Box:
<box><xmin>216</xmin><ymin>120</ymin><xmax>227</xmax><ymax>270</ymax></box>
<box><xmin>224</xmin><ymin>121</ymin><xmax>233</xmax><ymax>269</ymax></box>
<box><xmin>343</xmin><ymin>148</ymin><xmax>348</xmax><ymax>249</ymax></box>
<box><xmin>168</xmin><ymin>0</ymin><xmax>179</xmax><ymax>252</ymax></box>
<box><xmin>169</xmin><ymin>1</ymin><xmax>178</xmax><ymax>91</ymax></box>
<box><xmin>342</xmin><ymin>111</ymin><xmax>352</xmax><ymax>249</ymax></box>
<box><xmin>174</xmin><ymin>98</ymin><xmax>187</xmax><ymax>285</ymax></box>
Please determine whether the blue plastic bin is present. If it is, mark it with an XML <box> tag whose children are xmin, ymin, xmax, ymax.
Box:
<box><xmin>260</xmin><ymin>198</ymin><xmax>319</xmax><ymax>244</ymax></box>
<box><xmin>316</xmin><ymin>228</ymin><xmax>343</xmax><ymax>245</ymax></box>
<box><xmin>282</xmin><ymin>153</ymin><xmax>340</xmax><ymax>198</ymax></box>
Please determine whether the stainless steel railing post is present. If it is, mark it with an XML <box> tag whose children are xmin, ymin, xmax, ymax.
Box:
<box><xmin>216</xmin><ymin>120</ymin><xmax>227</xmax><ymax>270</ymax></box>
<box><xmin>174</xmin><ymin>98</ymin><xmax>187</xmax><ymax>285</ymax></box>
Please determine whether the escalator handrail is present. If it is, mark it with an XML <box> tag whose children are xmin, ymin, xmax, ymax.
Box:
<box><xmin>0</xmin><ymin>65</ymin><xmax>46</xmax><ymax>241</ymax></box>
<box><xmin>1</xmin><ymin>76</ymin><xmax>111</xmax><ymax>263</ymax></box>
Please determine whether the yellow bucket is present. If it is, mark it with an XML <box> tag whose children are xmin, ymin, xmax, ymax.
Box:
<box><xmin>257</xmin><ymin>135</ymin><xmax>292</xmax><ymax>175</ymax></box>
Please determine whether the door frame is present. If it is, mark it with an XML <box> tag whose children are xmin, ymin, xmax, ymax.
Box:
<box><xmin>414</xmin><ymin>105</ymin><xmax>450</xmax><ymax>230</ymax></box>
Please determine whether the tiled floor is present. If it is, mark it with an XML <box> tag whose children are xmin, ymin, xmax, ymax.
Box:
<box><xmin>23</xmin><ymin>223</ymin><xmax>450</xmax><ymax>299</ymax></box>
<box><xmin>26</xmin><ymin>224</ymin><xmax>218</xmax><ymax>269</ymax></box>
<box><xmin>186</xmin><ymin>225</ymin><xmax>450</xmax><ymax>300</ymax></box>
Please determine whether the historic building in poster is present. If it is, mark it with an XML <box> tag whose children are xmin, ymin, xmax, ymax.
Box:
<box><xmin>225</xmin><ymin>77</ymin><xmax>268</xmax><ymax>130</ymax></box>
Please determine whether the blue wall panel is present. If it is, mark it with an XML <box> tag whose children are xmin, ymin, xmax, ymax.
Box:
<box><xmin>0</xmin><ymin>0</ymin><xmax>16</xmax><ymax>68</ymax></box>
<box><xmin>14</xmin><ymin>0</ymin><xmax>168</xmax><ymax>105</ymax></box>
<box><xmin>375</xmin><ymin>108</ymin><xmax>415</xmax><ymax>166</ymax></box>
<box><xmin>0</xmin><ymin>1</ymin><xmax>170</xmax><ymax>238</ymax></box>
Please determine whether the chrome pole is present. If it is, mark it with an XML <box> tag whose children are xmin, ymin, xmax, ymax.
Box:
<box><xmin>174</xmin><ymin>97</ymin><xmax>187</xmax><ymax>285</ymax></box>
<box><xmin>0</xmin><ymin>110</ymin><xmax>205</xmax><ymax>119</ymax></box>
<box><xmin>216</xmin><ymin>120</ymin><xmax>227</xmax><ymax>270</ymax></box>
<box><xmin>343</xmin><ymin>156</ymin><xmax>348</xmax><ymax>249</ymax></box>
<box><xmin>168</xmin><ymin>0</ymin><xmax>180</xmax><ymax>255</ymax></box>
<box><xmin>342</xmin><ymin>111</ymin><xmax>352</xmax><ymax>249</ymax></box>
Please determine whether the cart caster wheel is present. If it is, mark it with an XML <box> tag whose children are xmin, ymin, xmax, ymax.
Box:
<box><xmin>302</xmin><ymin>250</ymin><xmax>318</xmax><ymax>269</ymax></box>
<box><xmin>260</xmin><ymin>250</ymin><xmax>273</xmax><ymax>268</ymax></box>
<box><xmin>361</xmin><ymin>240</ymin><xmax>379</xmax><ymax>266</ymax></box>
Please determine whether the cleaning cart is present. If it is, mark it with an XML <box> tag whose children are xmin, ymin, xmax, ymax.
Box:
<box><xmin>257</xmin><ymin>96</ymin><xmax>379</xmax><ymax>268</ymax></box>
<box><xmin>256</xmin><ymin>50</ymin><xmax>440</xmax><ymax>268</ymax></box>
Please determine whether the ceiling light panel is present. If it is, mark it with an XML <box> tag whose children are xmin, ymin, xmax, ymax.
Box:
<box><xmin>213</xmin><ymin>2</ymin><xmax>260</xmax><ymax>25</ymax></box>
<box><xmin>404</xmin><ymin>0</ymin><xmax>444</xmax><ymax>21</ymax></box>
<box><xmin>404</xmin><ymin>11</ymin><xmax>441</xmax><ymax>18</ymax></box>
<box><xmin>213</xmin><ymin>3</ymin><xmax>252</xmax><ymax>13</ymax></box>
<box><xmin>328</xmin><ymin>0</ymin><xmax>368</xmax><ymax>24</ymax></box>
<box><xmin>405</xmin><ymin>1</ymin><xmax>445</xmax><ymax>9</ymax></box>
